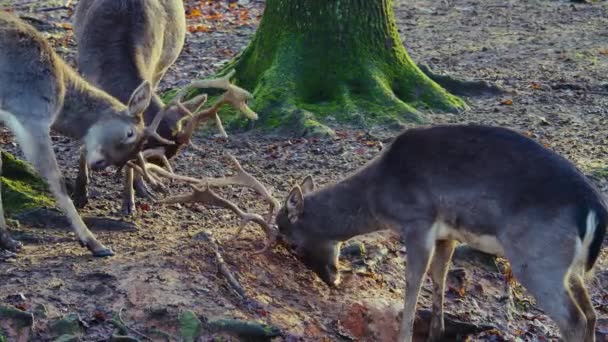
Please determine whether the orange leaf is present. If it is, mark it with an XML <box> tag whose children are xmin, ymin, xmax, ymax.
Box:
<box><xmin>229</xmin><ymin>2</ymin><xmax>237</xmax><ymax>8</ymax></box>
<box><xmin>530</xmin><ymin>82</ymin><xmax>542</xmax><ymax>90</ymax></box>
<box><xmin>188</xmin><ymin>24</ymin><xmax>211</xmax><ymax>33</ymax></box>
<box><xmin>187</xmin><ymin>7</ymin><xmax>202</xmax><ymax>18</ymax></box>
<box><xmin>500</xmin><ymin>99</ymin><xmax>513</xmax><ymax>105</ymax></box>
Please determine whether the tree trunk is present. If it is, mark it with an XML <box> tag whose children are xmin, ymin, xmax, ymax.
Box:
<box><xmin>222</xmin><ymin>0</ymin><xmax>466</xmax><ymax>135</ymax></box>
<box><xmin>1</xmin><ymin>152</ymin><xmax>53</xmax><ymax>216</ymax></box>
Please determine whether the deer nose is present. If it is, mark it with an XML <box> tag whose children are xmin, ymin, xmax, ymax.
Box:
<box><xmin>90</xmin><ymin>159</ymin><xmax>108</xmax><ymax>171</ymax></box>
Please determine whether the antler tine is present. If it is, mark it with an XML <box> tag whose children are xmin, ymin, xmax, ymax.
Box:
<box><xmin>188</xmin><ymin>69</ymin><xmax>235</xmax><ymax>90</ymax></box>
<box><xmin>127</xmin><ymin>159</ymin><xmax>161</xmax><ymax>187</ymax></box>
<box><xmin>159</xmin><ymin>183</ymin><xmax>277</xmax><ymax>253</ymax></box>
<box><xmin>187</xmin><ymin>69</ymin><xmax>258</xmax><ymax>120</ymax></box>
<box><xmin>208</xmin><ymin>155</ymin><xmax>280</xmax><ymax>223</ymax></box>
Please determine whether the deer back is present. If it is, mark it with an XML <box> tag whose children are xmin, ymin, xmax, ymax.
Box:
<box><xmin>0</xmin><ymin>12</ymin><xmax>65</xmax><ymax>123</ymax></box>
<box><xmin>74</xmin><ymin>0</ymin><xmax>186</xmax><ymax>133</ymax></box>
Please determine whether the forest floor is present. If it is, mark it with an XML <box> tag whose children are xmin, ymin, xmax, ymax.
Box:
<box><xmin>1</xmin><ymin>0</ymin><xmax>608</xmax><ymax>341</ymax></box>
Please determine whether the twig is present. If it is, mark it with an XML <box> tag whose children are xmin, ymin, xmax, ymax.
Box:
<box><xmin>38</xmin><ymin>6</ymin><xmax>70</xmax><ymax>12</ymax></box>
<box><xmin>117</xmin><ymin>308</ymin><xmax>153</xmax><ymax>341</ymax></box>
<box><xmin>198</xmin><ymin>231</ymin><xmax>248</xmax><ymax>299</ymax></box>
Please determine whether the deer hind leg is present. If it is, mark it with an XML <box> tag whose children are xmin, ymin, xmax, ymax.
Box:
<box><xmin>133</xmin><ymin>173</ymin><xmax>157</xmax><ymax>200</ymax></box>
<box><xmin>398</xmin><ymin>223</ymin><xmax>436</xmax><ymax>342</ymax></box>
<box><xmin>427</xmin><ymin>239</ymin><xmax>457</xmax><ymax>342</ymax></box>
<box><xmin>72</xmin><ymin>148</ymin><xmax>89</xmax><ymax>208</ymax></box>
<box><xmin>0</xmin><ymin>151</ymin><xmax>22</xmax><ymax>252</ymax></box>
<box><xmin>121</xmin><ymin>167</ymin><xmax>136</xmax><ymax>216</ymax></box>
<box><xmin>506</xmin><ymin>245</ymin><xmax>585</xmax><ymax>342</ymax></box>
<box><xmin>11</xmin><ymin>120</ymin><xmax>113</xmax><ymax>257</ymax></box>
<box><xmin>569</xmin><ymin>273</ymin><xmax>596</xmax><ymax>342</ymax></box>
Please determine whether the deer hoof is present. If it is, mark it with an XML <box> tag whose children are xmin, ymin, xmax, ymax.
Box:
<box><xmin>0</xmin><ymin>236</ymin><xmax>22</xmax><ymax>252</ymax></box>
<box><xmin>84</xmin><ymin>240</ymin><xmax>115</xmax><ymax>257</ymax></box>
<box><xmin>72</xmin><ymin>192</ymin><xmax>89</xmax><ymax>209</ymax></box>
<box><xmin>121</xmin><ymin>200</ymin><xmax>136</xmax><ymax>217</ymax></box>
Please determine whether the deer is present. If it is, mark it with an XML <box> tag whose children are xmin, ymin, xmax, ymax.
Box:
<box><xmin>0</xmin><ymin>11</ymin><xmax>169</xmax><ymax>257</ymax></box>
<box><xmin>72</xmin><ymin>0</ymin><xmax>253</xmax><ymax>215</ymax></box>
<box><xmin>275</xmin><ymin>124</ymin><xmax>607</xmax><ymax>342</ymax></box>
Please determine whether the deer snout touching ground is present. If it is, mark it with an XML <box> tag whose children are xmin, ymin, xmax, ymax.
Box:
<box><xmin>275</xmin><ymin>124</ymin><xmax>607</xmax><ymax>342</ymax></box>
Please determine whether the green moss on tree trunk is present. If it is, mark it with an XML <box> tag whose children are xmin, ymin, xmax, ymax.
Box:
<box><xmin>216</xmin><ymin>0</ymin><xmax>466</xmax><ymax>135</ymax></box>
<box><xmin>1</xmin><ymin>152</ymin><xmax>53</xmax><ymax>216</ymax></box>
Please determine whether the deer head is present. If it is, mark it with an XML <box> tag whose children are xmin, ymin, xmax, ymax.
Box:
<box><xmin>276</xmin><ymin>176</ymin><xmax>343</xmax><ymax>287</ymax></box>
<box><xmin>84</xmin><ymin>81</ymin><xmax>172</xmax><ymax>170</ymax></box>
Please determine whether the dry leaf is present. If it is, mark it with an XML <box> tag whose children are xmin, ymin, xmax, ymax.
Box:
<box><xmin>187</xmin><ymin>7</ymin><xmax>202</xmax><ymax>18</ymax></box>
<box><xmin>500</xmin><ymin>99</ymin><xmax>513</xmax><ymax>105</ymax></box>
<box><xmin>188</xmin><ymin>24</ymin><xmax>212</xmax><ymax>33</ymax></box>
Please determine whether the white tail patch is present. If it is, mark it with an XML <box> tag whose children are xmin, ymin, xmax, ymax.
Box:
<box><xmin>571</xmin><ymin>210</ymin><xmax>597</xmax><ymax>275</ymax></box>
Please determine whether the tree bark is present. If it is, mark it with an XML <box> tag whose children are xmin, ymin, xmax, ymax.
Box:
<box><xmin>222</xmin><ymin>0</ymin><xmax>466</xmax><ymax>135</ymax></box>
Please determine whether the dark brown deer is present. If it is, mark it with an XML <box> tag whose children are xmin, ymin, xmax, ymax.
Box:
<box><xmin>0</xmin><ymin>12</ymin><xmax>168</xmax><ymax>256</ymax></box>
<box><xmin>72</xmin><ymin>0</ymin><xmax>243</xmax><ymax>214</ymax></box>
<box><xmin>276</xmin><ymin>124</ymin><xmax>606</xmax><ymax>342</ymax></box>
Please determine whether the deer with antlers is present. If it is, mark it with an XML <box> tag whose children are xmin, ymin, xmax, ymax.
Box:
<box><xmin>0</xmin><ymin>12</ymin><xmax>169</xmax><ymax>256</ymax></box>
<box><xmin>73</xmin><ymin>0</ymin><xmax>257</xmax><ymax>214</ymax></box>
<box><xmin>275</xmin><ymin>125</ymin><xmax>607</xmax><ymax>342</ymax></box>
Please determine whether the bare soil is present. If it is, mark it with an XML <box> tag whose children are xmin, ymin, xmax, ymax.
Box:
<box><xmin>1</xmin><ymin>0</ymin><xmax>608</xmax><ymax>341</ymax></box>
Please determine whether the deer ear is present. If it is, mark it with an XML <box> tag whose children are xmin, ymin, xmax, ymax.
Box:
<box><xmin>127</xmin><ymin>81</ymin><xmax>152</xmax><ymax>118</ymax></box>
<box><xmin>300</xmin><ymin>175</ymin><xmax>315</xmax><ymax>194</ymax></box>
<box><xmin>286</xmin><ymin>186</ymin><xmax>304</xmax><ymax>222</ymax></box>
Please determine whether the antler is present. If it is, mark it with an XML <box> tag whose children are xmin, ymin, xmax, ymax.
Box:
<box><xmin>173</xmin><ymin>70</ymin><xmax>258</xmax><ymax>144</ymax></box>
<box><xmin>128</xmin><ymin>154</ymin><xmax>280</xmax><ymax>253</ymax></box>
<box><xmin>160</xmin><ymin>183</ymin><xmax>276</xmax><ymax>254</ymax></box>
<box><xmin>144</xmin><ymin>104</ymin><xmax>175</xmax><ymax>146</ymax></box>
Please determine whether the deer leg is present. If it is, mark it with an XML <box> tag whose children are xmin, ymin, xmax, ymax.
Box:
<box><xmin>15</xmin><ymin>123</ymin><xmax>113</xmax><ymax>257</ymax></box>
<box><xmin>72</xmin><ymin>148</ymin><xmax>89</xmax><ymax>208</ymax></box>
<box><xmin>398</xmin><ymin>226</ymin><xmax>435</xmax><ymax>342</ymax></box>
<box><xmin>0</xmin><ymin>152</ymin><xmax>22</xmax><ymax>252</ymax></box>
<box><xmin>506</xmin><ymin>247</ymin><xmax>585</xmax><ymax>342</ymax></box>
<box><xmin>427</xmin><ymin>239</ymin><xmax>457</xmax><ymax>342</ymax></box>
<box><xmin>569</xmin><ymin>273</ymin><xmax>596</xmax><ymax>342</ymax></box>
<box><xmin>121</xmin><ymin>167</ymin><xmax>136</xmax><ymax>216</ymax></box>
<box><xmin>133</xmin><ymin>173</ymin><xmax>157</xmax><ymax>200</ymax></box>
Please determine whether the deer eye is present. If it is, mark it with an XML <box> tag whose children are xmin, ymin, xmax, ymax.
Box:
<box><xmin>126</xmin><ymin>129</ymin><xmax>134</xmax><ymax>139</ymax></box>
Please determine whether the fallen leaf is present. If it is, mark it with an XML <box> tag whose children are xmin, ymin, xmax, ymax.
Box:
<box><xmin>187</xmin><ymin>7</ymin><xmax>203</xmax><ymax>18</ymax></box>
<box><xmin>530</xmin><ymin>82</ymin><xmax>542</xmax><ymax>90</ymax></box>
<box><xmin>500</xmin><ymin>99</ymin><xmax>513</xmax><ymax>105</ymax></box>
<box><xmin>188</xmin><ymin>24</ymin><xmax>212</xmax><ymax>33</ymax></box>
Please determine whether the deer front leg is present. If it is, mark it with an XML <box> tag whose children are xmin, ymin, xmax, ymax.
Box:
<box><xmin>121</xmin><ymin>166</ymin><xmax>136</xmax><ymax>216</ymax></box>
<box><xmin>427</xmin><ymin>239</ymin><xmax>457</xmax><ymax>342</ymax></box>
<box><xmin>398</xmin><ymin>224</ymin><xmax>434</xmax><ymax>342</ymax></box>
<box><xmin>15</xmin><ymin>124</ymin><xmax>113</xmax><ymax>257</ymax></box>
<box><xmin>0</xmin><ymin>152</ymin><xmax>22</xmax><ymax>252</ymax></box>
<box><xmin>72</xmin><ymin>149</ymin><xmax>89</xmax><ymax>208</ymax></box>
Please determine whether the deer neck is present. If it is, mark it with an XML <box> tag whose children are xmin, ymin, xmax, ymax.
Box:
<box><xmin>307</xmin><ymin>171</ymin><xmax>381</xmax><ymax>241</ymax></box>
<box><xmin>53</xmin><ymin>63</ymin><xmax>126</xmax><ymax>140</ymax></box>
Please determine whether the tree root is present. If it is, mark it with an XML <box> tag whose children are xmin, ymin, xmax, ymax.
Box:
<box><xmin>418</xmin><ymin>64</ymin><xmax>504</xmax><ymax>97</ymax></box>
<box><xmin>415</xmin><ymin>309</ymin><xmax>496</xmax><ymax>341</ymax></box>
<box><xmin>207</xmin><ymin>319</ymin><xmax>281</xmax><ymax>341</ymax></box>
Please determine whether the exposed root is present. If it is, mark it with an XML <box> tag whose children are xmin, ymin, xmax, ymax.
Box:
<box><xmin>418</xmin><ymin>63</ymin><xmax>504</xmax><ymax>97</ymax></box>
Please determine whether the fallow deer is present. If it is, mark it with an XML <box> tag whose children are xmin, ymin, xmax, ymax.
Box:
<box><xmin>73</xmin><ymin>0</ymin><xmax>249</xmax><ymax>214</ymax></box>
<box><xmin>276</xmin><ymin>124</ymin><xmax>606</xmax><ymax>342</ymax></box>
<box><xmin>0</xmin><ymin>12</ymin><xmax>168</xmax><ymax>256</ymax></box>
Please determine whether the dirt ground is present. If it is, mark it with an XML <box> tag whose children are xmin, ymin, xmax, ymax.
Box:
<box><xmin>1</xmin><ymin>0</ymin><xmax>608</xmax><ymax>341</ymax></box>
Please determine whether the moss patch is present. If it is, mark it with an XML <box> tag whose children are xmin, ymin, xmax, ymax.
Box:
<box><xmin>1</xmin><ymin>152</ymin><xmax>53</xmax><ymax>216</ymax></box>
